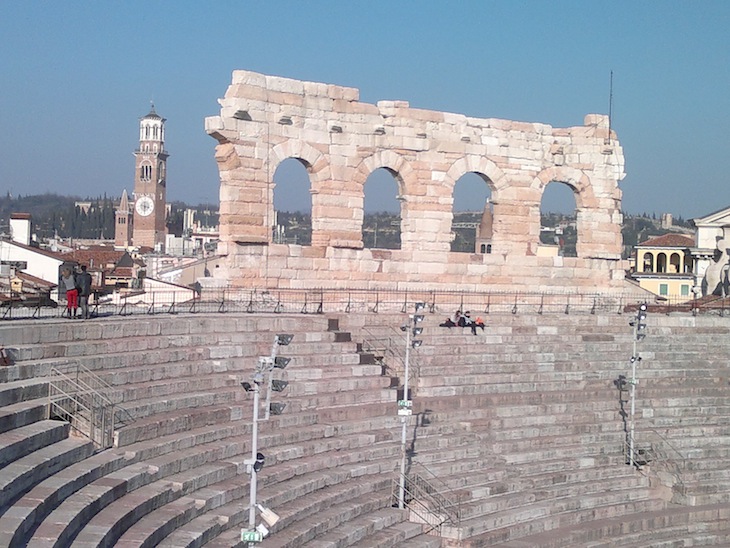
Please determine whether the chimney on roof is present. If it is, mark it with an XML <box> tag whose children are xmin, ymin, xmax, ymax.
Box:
<box><xmin>9</xmin><ymin>213</ymin><xmax>32</xmax><ymax>246</ymax></box>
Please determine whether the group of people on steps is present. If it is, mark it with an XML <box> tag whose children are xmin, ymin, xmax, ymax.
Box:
<box><xmin>439</xmin><ymin>309</ymin><xmax>486</xmax><ymax>335</ymax></box>
<box><xmin>60</xmin><ymin>265</ymin><xmax>93</xmax><ymax>319</ymax></box>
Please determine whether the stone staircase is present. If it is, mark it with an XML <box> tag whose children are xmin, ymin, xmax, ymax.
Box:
<box><xmin>0</xmin><ymin>314</ymin><xmax>433</xmax><ymax>547</ymax></box>
<box><xmin>0</xmin><ymin>311</ymin><xmax>728</xmax><ymax>546</ymax></box>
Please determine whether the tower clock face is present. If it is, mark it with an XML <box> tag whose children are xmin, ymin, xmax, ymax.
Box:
<box><xmin>135</xmin><ymin>196</ymin><xmax>155</xmax><ymax>217</ymax></box>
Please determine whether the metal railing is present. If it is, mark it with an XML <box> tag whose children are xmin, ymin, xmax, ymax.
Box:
<box><xmin>47</xmin><ymin>364</ymin><xmax>132</xmax><ymax>450</ymax></box>
<box><xmin>622</xmin><ymin>429</ymin><xmax>686</xmax><ymax>493</ymax></box>
<box><xmin>643</xmin><ymin>428</ymin><xmax>687</xmax><ymax>490</ymax></box>
<box><xmin>360</xmin><ymin>324</ymin><xmax>422</xmax><ymax>394</ymax></box>
<box><xmin>392</xmin><ymin>462</ymin><xmax>462</xmax><ymax>533</ymax></box>
<box><xmin>1</xmin><ymin>286</ymin><xmax>692</xmax><ymax>321</ymax></box>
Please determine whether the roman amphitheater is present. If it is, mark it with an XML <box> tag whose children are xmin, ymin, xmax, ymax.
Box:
<box><xmin>1</xmin><ymin>71</ymin><xmax>729</xmax><ymax>547</ymax></box>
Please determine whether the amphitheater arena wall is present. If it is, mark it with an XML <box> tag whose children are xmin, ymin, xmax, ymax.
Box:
<box><xmin>205</xmin><ymin>70</ymin><xmax>627</xmax><ymax>293</ymax></box>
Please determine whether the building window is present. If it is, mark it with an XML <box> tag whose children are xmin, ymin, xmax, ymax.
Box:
<box><xmin>140</xmin><ymin>164</ymin><xmax>152</xmax><ymax>181</ymax></box>
<box><xmin>681</xmin><ymin>285</ymin><xmax>689</xmax><ymax>296</ymax></box>
<box><xmin>659</xmin><ymin>283</ymin><xmax>668</xmax><ymax>296</ymax></box>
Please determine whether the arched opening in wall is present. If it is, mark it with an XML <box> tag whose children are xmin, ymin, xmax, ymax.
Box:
<box><xmin>669</xmin><ymin>252</ymin><xmax>682</xmax><ymax>273</ymax></box>
<box><xmin>273</xmin><ymin>158</ymin><xmax>312</xmax><ymax>245</ymax></box>
<box><xmin>684</xmin><ymin>255</ymin><xmax>694</xmax><ymax>273</ymax></box>
<box><xmin>656</xmin><ymin>253</ymin><xmax>668</xmax><ymax>273</ymax></box>
<box><xmin>363</xmin><ymin>168</ymin><xmax>402</xmax><ymax>250</ymax></box>
<box><xmin>540</xmin><ymin>182</ymin><xmax>578</xmax><ymax>257</ymax></box>
<box><xmin>642</xmin><ymin>252</ymin><xmax>654</xmax><ymax>273</ymax></box>
<box><xmin>451</xmin><ymin>173</ymin><xmax>492</xmax><ymax>253</ymax></box>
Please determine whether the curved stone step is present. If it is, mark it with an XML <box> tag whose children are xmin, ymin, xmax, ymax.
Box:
<box><xmin>0</xmin><ymin>450</ymin><xmax>122</xmax><ymax>547</ymax></box>
<box><xmin>70</xmin><ymin>461</ymin><xmax>237</xmax><ymax>547</ymax></box>
<box><xmin>0</xmin><ymin>436</ymin><xmax>94</xmax><ymax>512</ymax></box>
<box><xmin>0</xmin><ymin>399</ymin><xmax>48</xmax><ymax>435</ymax></box>
<box><xmin>0</xmin><ymin>377</ymin><xmax>49</xmax><ymax>407</ymax></box>
<box><xmin>0</xmin><ymin>420</ymin><xmax>70</xmax><ymax>469</ymax></box>
<box><xmin>299</xmin><ymin>507</ymin><xmax>408</xmax><ymax>547</ymax></box>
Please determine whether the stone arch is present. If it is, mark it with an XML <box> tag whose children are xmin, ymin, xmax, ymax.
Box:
<box><xmin>533</xmin><ymin>166</ymin><xmax>595</xmax><ymax>209</ymax></box>
<box><xmin>354</xmin><ymin>150</ymin><xmax>419</xmax><ymax>250</ymax></box>
<box><xmin>444</xmin><ymin>156</ymin><xmax>507</xmax><ymax>194</ymax></box>
<box><xmin>271</xmin><ymin>140</ymin><xmax>330</xmax><ymax>186</ymax></box>
<box><xmin>355</xmin><ymin>150</ymin><xmax>416</xmax><ymax>194</ymax></box>
<box><xmin>271</xmin><ymin>141</ymin><xmax>333</xmax><ymax>246</ymax></box>
<box><xmin>532</xmin><ymin>166</ymin><xmax>598</xmax><ymax>258</ymax></box>
<box><xmin>443</xmin><ymin>156</ymin><xmax>508</xmax><ymax>254</ymax></box>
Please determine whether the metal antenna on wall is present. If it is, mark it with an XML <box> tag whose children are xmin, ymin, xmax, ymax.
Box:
<box><xmin>607</xmin><ymin>70</ymin><xmax>614</xmax><ymax>145</ymax></box>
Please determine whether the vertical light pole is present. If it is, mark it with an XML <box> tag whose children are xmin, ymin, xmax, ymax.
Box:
<box><xmin>627</xmin><ymin>303</ymin><xmax>647</xmax><ymax>467</ymax></box>
<box><xmin>241</xmin><ymin>333</ymin><xmax>292</xmax><ymax>545</ymax></box>
<box><xmin>398</xmin><ymin>303</ymin><xmax>425</xmax><ymax>509</ymax></box>
<box><xmin>247</xmin><ymin>371</ymin><xmax>262</xmax><ymax>536</ymax></box>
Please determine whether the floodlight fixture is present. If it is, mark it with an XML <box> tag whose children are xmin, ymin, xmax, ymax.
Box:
<box><xmin>256</xmin><ymin>504</ymin><xmax>280</xmax><ymax>527</ymax></box>
<box><xmin>414</xmin><ymin>302</ymin><xmax>426</xmax><ymax>312</ymax></box>
<box><xmin>412</xmin><ymin>327</ymin><xmax>423</xmax><ymax>336</ymax></box>
<box><xmin>413</xmin><ymin>314</ymin><xmax>425</xmax><ymax>324</ymax></box>
<box><xmin>271</xmin><ymin>379</ymin><xmax>289</xmax><ymax>392</ymax></box>
<box><xmin>241</xmin><ymin>381</ymin><xmax>254</xmax><ymax>392</ymax></box>
<box><xmin>400</xmin><ymin>325</ymin><xmax>408</xmax><ymax>332</ymax></box>
<box><xmin>276</xmin><ymin>334</ymin><xmax>294</xmax><ymax>346</ymax></box>
<box><xmin>270</xmin><ymin>402</ymin><xmax>286</xmax><ymax>415</ymax></box>
<box><xmin>253</xmin><ymin>372</ymin><xmax>265</xmax><ymax>385</ymax></box>
<box><xmin>411</xmin><ymin>340</ymin><xmax>423</xmax><ymax>349</ymax></box>
<box><xmin>256</xmin><ymin>523</ymin><xmax>270</xmax><ymax>538</ymax></box>
<box><xmin>639</xmin><ymin>303</ymin><xmax>648</xmax><ymax>312</ymax></box>
<box><xmin>273</xmin><ymin>357</ymin><xmax>291</xmax><ymax>369</ymax></box>
<box><xmin>253</xmin><ymin>452</ymin><xmax>265</xmax><ymax>473</ymax></box>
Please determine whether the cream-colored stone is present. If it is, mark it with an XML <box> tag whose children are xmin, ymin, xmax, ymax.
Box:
<box><xmin>211</xmin><ymin>69</ymin><xmax>628</xmax><ymax>290</ymax></box>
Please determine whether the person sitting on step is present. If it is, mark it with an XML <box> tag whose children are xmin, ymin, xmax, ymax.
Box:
<box><xmin>439</xmin><ymin>309</ymin><xmax>462</xmax><ymax>328</ymax></box>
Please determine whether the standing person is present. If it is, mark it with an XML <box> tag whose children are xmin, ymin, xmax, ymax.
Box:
<box><xmin>76</xmin><ymin>265</ymin><xmax>93</xmax><ymax>319</ymax></box>
<box><xmin>60</xmin><ymin>267</ymin><xmax>78</xmax><ymax>318</ymax></box>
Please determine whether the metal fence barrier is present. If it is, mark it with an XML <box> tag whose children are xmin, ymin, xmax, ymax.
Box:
<box><xmin>2</xmin><ymin>286</ymin><xmax>728</xmax><ymax>320</ymax></box>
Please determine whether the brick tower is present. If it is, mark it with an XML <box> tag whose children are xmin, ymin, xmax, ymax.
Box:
<box><xmin>114</xmin><ymin>189</ymin><xmax>133</xmax><ymax>248</ymax></box>
<box><xmin>132</xmin><ymin>105</ymin><xmax>168</xmax><ymax>251</ymax></box>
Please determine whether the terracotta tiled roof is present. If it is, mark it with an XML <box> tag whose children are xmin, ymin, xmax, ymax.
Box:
<box><xmin>638</xmin><ymin>233</ymin><xmax>694</xmax><ymax>248</ymax></box>
<box><xmin>14</xmin><ymin>271</ymin><xmax>56</xmax><ymax>289</ymax></box>
<box><xmin>63</xmin><ymin>247</ymin><xmax>130</xmax><ymax>274</ymax></box>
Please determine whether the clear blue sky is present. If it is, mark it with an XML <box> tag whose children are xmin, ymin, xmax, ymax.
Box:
<box><xmin>1</xmin><ymin>1</ymin><xmax>728</xmax><ymax>219</ymax></box>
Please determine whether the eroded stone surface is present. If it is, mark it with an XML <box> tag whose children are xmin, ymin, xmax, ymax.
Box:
<box><xmin>206</xmin><ymin>70</ymin><xmax>627</xmax><ymax>292</ymax></box>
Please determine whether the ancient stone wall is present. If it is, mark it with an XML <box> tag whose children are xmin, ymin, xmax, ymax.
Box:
<box><xmin>205</xmin><ymin>70</ymin><xmax>627</xmax><ymax>292</ymax></box>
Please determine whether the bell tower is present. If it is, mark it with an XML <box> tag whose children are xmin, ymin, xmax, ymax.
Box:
<box><xmin>132</xmin><ymin>104</ymin><xmax>168</xmax><ymax>251</ymax></box>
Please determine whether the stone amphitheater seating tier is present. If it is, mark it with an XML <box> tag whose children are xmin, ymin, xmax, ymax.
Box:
<box><xmin>0</xmin><ymin>311</ymin><xmax>727</xmax><ymax>547</ymax></box>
